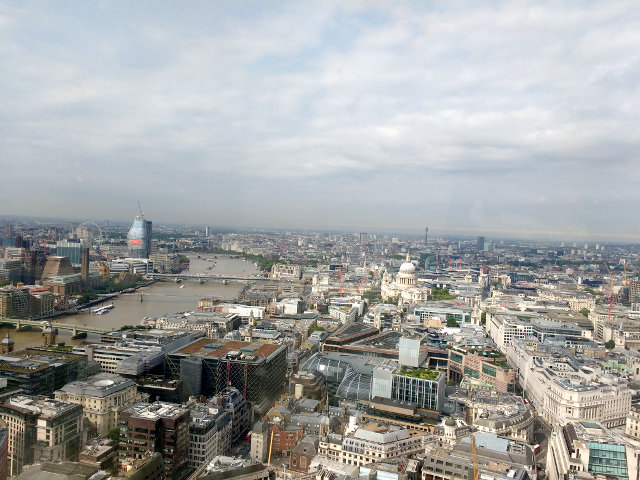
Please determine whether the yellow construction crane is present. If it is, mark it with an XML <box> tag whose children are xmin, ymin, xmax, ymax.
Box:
<box><xmin>470</xmin><ymin>434</ymin><xmax>479</xmax><ymax>480</ymax></box>
<box><xmin>267</xmin><ymin>425</ymin><xmax>275</xmax><ymax>466</ymax></box>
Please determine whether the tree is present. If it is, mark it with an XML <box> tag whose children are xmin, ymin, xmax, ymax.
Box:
<box><xmin>106</xmin><ymin>427</ymin><xmax>120</xmax><ymax>442</ymax></box>
<box><xmin>604</xmin><ymin>340</ymin><xmax>615</xmax><ymax>349</ymax></box>
<box><xmin>446</xmin><ymin>317</ymin><xmax>459</xmax><ymax>328</ymax></box>
<box><xmin>481</xmin><ymin>310</ymin><xmax>487</xmax><ymax>325</ymax></box>
<box><xmin>579</xmin><ymin>309</ymin><xmax>590</xmax><ymax>317</ymax></box>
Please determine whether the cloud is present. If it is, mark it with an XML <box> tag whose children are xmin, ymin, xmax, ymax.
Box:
<box><xmin>0</xmin><ymin>1</ymin><xmax>638</xmax><ymax>240</ymax></box>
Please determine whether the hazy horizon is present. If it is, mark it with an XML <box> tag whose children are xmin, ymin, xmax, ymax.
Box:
<box><xmin>1</xmin><ymin>2</ymin><xmax>638</xmax><ymax>242</ymax></box>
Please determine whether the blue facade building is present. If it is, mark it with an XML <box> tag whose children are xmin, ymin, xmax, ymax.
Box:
<box><xmin>127</xmin><ymin>216</ymin><xmax>152</xmax><ymax>258</ymax></box>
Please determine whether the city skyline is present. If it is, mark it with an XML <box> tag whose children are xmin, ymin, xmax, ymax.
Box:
<box><xmin>1</xmin><ymin>2</ymin><xmax>638</xmax><ymax>241</ymax></box>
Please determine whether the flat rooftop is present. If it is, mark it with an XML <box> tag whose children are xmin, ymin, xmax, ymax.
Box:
<box><xmin>123</xmin><ymin>401</ymin><xmax>188</xmax><ymax>420</ymax></box>
<box><xmin>173</xmin><ymin>338</ymin><xmax>282</xmax><ymax>359</ymax></box>
<box><xmin>56</xmin><ymin>373</ymin><xmax>136</xmax><ymax>398</ymax></box>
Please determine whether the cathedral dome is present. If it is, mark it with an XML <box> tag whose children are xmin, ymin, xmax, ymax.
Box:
<box><xmin>399</xmin><ymin>261</ymin><xmax>416</xmax><ymax>274</ymax></box>
<box><xmin>399</xmin><ymin>251</ymin><xmax>415</xmax><ymax>274</ymax></box>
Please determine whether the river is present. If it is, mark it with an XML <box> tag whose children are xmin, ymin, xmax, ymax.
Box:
<box><xmin>0</xmin><ymin>254</ymin><xmax>260</xmax><ymax>350</ymax></box>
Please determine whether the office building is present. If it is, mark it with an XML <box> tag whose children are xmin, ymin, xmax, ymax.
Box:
<box><xmin>54</xmin><ymin>373</ymin><xmax>148</xmax><ymax>436</ymax></box>
<box><xmin>420</xmin><ymin>433</ymin><xmax>535</xmax><ymax>480</ymax></box>
<box><xmin>448</xmin><ymin>347</ymin><xmax>516</xmax><ymax>393</ymax></box>
<box><xmin>0</xmin><ymin>259</ymin><xmax>21</xmax><ymax>283</ymax></box>
<box><xmin>127</xmin><ymin>215</ymin><xmax>152</xmax><ymax>259</ymax></box>
<box><xmin>55</xmin><ymin>239</ymin><xmax>83</xmax><ymax>265</ymax></box>
<box><xmin>0</xmin><ymin>348</ymin><xmax>88</xmax><ymax>396</ymax></box>
<box><xmin>0</xmin><ymin>419</ymin><xmax>6</xmax><ymax>480</ymax></box>
<box><xmin>119</xmin><ymin>402</ymin><xmax>190</xmax><ymax>480</ymax></box>
<box><xmin>319</xmin><ymin>423</ymin><xmax>427</xmax><ymax>467</ymax></box>
<box><xmin>390</xmin><ymin>367</ymin><xmax>445</xmax><ymax>412</ymax></box>
<box><xmin>447</xmin><ymin>389</ymin><xmax>534</xmax><ymax>443</ymax></box>
<box><xmin>0</xmin><ymin>396</ymin><xmax>85</xmax><ymax>476</ymax></box>
<box><xmin>626</xmin><ymin>405</ymin><xmax>640</xmax><ymax>441</ymax></box>
<box><xmin>209</xmin><ymin>388</ymin><xmax>252</xmax><ymax>446</ymax></box>
<box><xmin>476</xmin><ymin>236</ymin><xmax>485</xmax><ymax>251</ymax></box>
<box><xmin>187</xmin><ymin>400</ymin><xmax>232</xmax><ymax>468</ymax></box>
<box><xmin>166</xmin><ymin>339</ymin><xmax>287</xmax><ymax>413</ymax></box>
<box><xmin>547</xmin><ymin>420</ymin><xmax>638</xmax><ymax>480</ymax></box>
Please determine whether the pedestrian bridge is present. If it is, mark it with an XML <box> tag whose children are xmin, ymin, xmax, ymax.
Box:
<box><xmin>148</xmin><ymin>273</ymin><xmax>271</xmax><ymax>282</ymax></box>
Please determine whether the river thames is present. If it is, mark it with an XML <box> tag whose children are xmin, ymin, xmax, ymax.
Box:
<box><xmin>0</xmin><ymin>254</ymin><xmax>260</xmax><ymax>349</ymax></box>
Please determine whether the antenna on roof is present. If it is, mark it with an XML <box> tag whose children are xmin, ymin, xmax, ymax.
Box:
<box><xmin>137</xmin><ymin>201</ymin><xmax>144</xmax><ymax>218</ymax></box>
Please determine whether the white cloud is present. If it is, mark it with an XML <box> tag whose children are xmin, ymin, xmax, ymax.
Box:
<box><xmin>0</xmin><ymin>1</ymin><xmax>638</xmax><ymax>239</ymax></box>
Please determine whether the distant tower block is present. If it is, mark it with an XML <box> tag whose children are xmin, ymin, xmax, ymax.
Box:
<box><xmin>424</xmin><ymin>226</ymin><xmax>428</xmax><ymax>246</ymax></box>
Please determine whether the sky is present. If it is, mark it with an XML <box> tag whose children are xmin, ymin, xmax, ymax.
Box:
<box><xmin>0</xmin><ymin>1</ymin><xmax>638</xmax><ymax>241</ymax></box>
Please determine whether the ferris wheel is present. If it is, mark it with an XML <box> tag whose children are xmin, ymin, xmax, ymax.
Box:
<box><xmin>78</xmin><ymin>221</ymin><xmax>103</xmax><ymax>249</ymax></box>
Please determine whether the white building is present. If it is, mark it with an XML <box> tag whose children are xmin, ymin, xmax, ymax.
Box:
<box><xmin>381</xmin><ymin>253</ymin><xmax>430</xmax><ymax>305</ymax></box>
<box><xmin>485</xmin><ymin>313</ymin><xmax>533</xmax><ymax>350</ymax></box>
<box><xmin>319</xmin><ymin>422</ymin><xmax>427</xmax><ymax>467</ymax></box>
<box><xmin>517</xmin><ymin>356</ymin><xmax>632</xmax><ymax>427</ymax></box>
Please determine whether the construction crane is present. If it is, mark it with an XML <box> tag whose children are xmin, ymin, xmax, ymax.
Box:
<box><xmin>137</xmin><ymin>200</ymin><xmax>144</xmax><ymax>218</ymax></box>
<box><xmin>470</xmin><ymin>434</ymin><xmax>479</xmax><ymax>480</ymax></box>
<box><xmin>267</xmin><ymin>425</ymin><xmax>276</xmax><ymax>466</ymax></box>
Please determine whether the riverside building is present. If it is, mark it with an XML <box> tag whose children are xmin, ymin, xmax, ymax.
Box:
<box><xmin>127</xmin><ymin>215</ymin><xmax>152</xmax><ymax>259</ymax></box>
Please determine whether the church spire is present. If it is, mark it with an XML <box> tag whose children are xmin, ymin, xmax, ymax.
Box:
<box><xmin>406</xmin><ymin>250</ymin><xmax>411</xmax><ymax>263</ymax></box>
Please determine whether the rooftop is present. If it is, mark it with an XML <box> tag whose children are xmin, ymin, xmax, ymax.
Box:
<box><xmin>174</xmin><ymin>337</ymin><xmax>282</xmax><ymax>359</ymax></box>
<box><xmin>56</xmin><ymin>373</ymin><xmax>137</xmax><ymax>398</ymax></box>
<box><xmin>7</xmin><ymin>395</ymin><xmax>81</xmax><ymax>418</ymax></box>
<box><xmin>122</xmin><ymin>401</ymin><xmax>188</xmax><ymax>420</ymax></box>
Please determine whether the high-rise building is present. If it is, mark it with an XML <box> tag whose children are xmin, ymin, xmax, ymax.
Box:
<box><xmin>424</xmin><ymin>226</ymin><xmax>428</xmax><ymax>245</ymax></box>
<box><xmin>0</xmin><ymin>260</ymin><xmax>21</xmax><ymax>283</ymax></box>
<box><xmin>55</xmin><ymin>239</ymin><xmax>83</xmax><ymax>265</ymax></box>
<box><xmin>127</xmin><ymin>216</ymin><xmax>152</xmax><ymax>259</ymax></box>
<box><xmin>477</xmin><ymin>236</ymin><xmax>485</xmax><ymax>250</ymax></box>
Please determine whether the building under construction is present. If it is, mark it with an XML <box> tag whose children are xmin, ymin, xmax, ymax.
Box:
<box><xmin>165</xmin><ymin>339</ymin><xmax>287</xmax><ymax>414</ymax></box>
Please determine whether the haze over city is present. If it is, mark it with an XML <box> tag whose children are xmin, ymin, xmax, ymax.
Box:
<box><xmin>1</xmin><ymin>2</ymin><xmax>638</xmax><ymax>241</ymax></box>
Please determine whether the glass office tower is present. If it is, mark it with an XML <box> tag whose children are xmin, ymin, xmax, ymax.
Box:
<box><xmin>127</xmin><ymin>216</ymin><xmax>152</xmax><ymax>258</ymax></box>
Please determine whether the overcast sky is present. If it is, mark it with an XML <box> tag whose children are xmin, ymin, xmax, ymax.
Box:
<box><xmin>1</xmin><ymin>1</ymin><xmax>638</xmax><ymax>241</ymax></box>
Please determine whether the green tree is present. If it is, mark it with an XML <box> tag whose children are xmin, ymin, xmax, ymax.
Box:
<box><xmin>481</xmin><ymin>310</ymin><xmax>487</xmax><ymax>325</ymax></box>
<box><xmin>106</xmin><ymin>427</ymin><xmax>120</xmax><ymax>442</ymax></box>
<box><xmin>604</xmin><ymin>340</ymin><xmax>615</xmax><ymax>349</ymax></box>
<box><xmin>446</xmin><ymin>317</ymin><xmax>459</xmax><ymax>328</ymax></box>
<box><xmin>579</xmin><ymin>309</ymin><xmax>590</xmax><ymax>317</ymax></box>
<box><xmin>431</xmin><ymin>287</ymin><xmax>456</xmax><ymax>300</ymax></box>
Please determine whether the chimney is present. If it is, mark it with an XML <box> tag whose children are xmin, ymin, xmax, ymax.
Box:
<box><xmin>81</xmin><ymin>247</ymin><xmax>89</xmax><ymax>286</ymax></box>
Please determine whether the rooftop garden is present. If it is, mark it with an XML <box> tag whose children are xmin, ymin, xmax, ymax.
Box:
<box><xmin>398</xmin><ymin>368</ymin><xmax>440</xmax><ymax>381</ymax></box>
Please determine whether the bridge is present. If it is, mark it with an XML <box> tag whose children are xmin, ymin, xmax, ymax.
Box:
<box><xmin>0</xmin><ymin>317</ymin><xmax>108</xmax><ymax>335</ymax></box>
<box><xmin>148</xmin><ymin>273</ymin><xmax>273</xmax><ymax>282</ymax></box>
